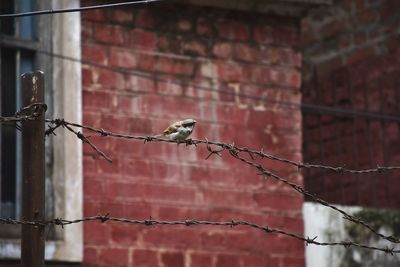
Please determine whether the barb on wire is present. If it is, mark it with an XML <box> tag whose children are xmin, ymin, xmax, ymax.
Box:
<box><xmin>0</xmin><ymin>215</ymin><xmax>398</xmax><ymax>254</ymax></box>
<box><xmin>0</xmin><ymin>103</ymin><xmax>47</xmax><ymax>131</ymax></box>
<box><xmin>46</xmin><ymin>119</ymin><xmax>112</xmax><ymax>162</ymax></box>
<box><xmin>44</xmin><ymin>118</ymin><xmax>400</xmax><ymax>244</ymax></box>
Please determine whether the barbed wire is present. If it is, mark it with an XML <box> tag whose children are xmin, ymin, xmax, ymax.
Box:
<box><xmin>2</xmin><ymin>104</ymin><xmax>400</xmax><ymax>250</ymax></box>
<box><xmin>227</xmin><ymin>151</ymin><xmax>400</xmax><ymax>244</ymax></box>
<box><xmin>0</xmin><ymin>215</ymin><xmax>399</xmax><ymax>254</ymax></box>
<box><xmin>0</xmin><ymin>0</ymin><xmax>161</xmax><ymax>18</ymax></box>
<box><xmin>45</xmin><ymin>118</ymin><xmax>400</xmax><ymax>174</ymax></box>
<box><xmin>44</xmin><ymin>117</ymin><xmax>400</xmax><ymax>244</ymax></box>
<box><xmin>0</xmin><ymin>103</ymin><xmax>47</xmax><ymax>130</ymax></box>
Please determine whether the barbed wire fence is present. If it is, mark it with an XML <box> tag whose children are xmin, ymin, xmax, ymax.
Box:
<box><xmin>1</xmin><ymin>1</ymin><xmax>399</xmax><ymax>266</ymax></box>
<box><xmin>1</xmin><ymin>76</ymin><xmax>400</xmax><ymax>257</ymax></box>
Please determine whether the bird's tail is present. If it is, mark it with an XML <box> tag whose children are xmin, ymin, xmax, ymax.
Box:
<box><xmin>152</xmin><ymin>134</ymin><xmax>166</xmax><ymax>138</ymax></box>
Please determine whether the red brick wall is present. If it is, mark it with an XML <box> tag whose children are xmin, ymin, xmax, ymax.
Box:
<box><xmin>302</xmin><ymin>0</ymin><xmax>400</xmax><ymax>208</ymax></box>
<box><xmin>81</xmin><ymin>2</ymin><xmax>303</xmax><ymax>266</ymax></box>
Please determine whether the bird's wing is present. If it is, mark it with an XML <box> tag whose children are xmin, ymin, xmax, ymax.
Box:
<box><xmin>162</xmin><ymin>120</ymin><xmax>183</xmax><ymax>135</ymax></box>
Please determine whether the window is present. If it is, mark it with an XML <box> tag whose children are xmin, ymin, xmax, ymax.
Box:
<box><xmin>0</xmin><ymin>0</ymin><xmax>82</xmax><ymax>262</ymax></box>
<box><xmin>0</xmin><ymin>0</ymin><xmax>38</xmax><ymax>220</ymax></box>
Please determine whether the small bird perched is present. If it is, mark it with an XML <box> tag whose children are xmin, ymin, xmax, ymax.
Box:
<box><xmin>155</xmin><ymin>119</ymin><xmax>197</xmax><ymax>141</ymax></box>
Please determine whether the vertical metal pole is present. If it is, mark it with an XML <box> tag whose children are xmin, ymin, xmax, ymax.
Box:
<box><xmin>21</xmin><ymin>71</ymin><xmax>45</xmax><ymax>267</ymax></box>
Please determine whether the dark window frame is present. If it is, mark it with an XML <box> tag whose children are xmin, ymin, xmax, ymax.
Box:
<box><xmin>0</xmin><ymin>0</ymin><xmax>53</xmax><ymax>238</ymax></box>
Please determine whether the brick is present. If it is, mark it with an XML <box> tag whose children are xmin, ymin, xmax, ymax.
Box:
<box><xmin>96</xmin><ymin>68</ymin><xmax>125</xmax><ymax>90</ymax></box>
<box><xmin>196</xmin><ymin>17</ymin><xmax>214</xmax><ymax>36</ymax></box>
<box><xmin>141</xmin><ymin>228</ymin><xmax>202</xmax><ymax>248</ymax></box>
<box><xmin>253</xmin><ymin>192</ymin><xmax>303</xmax><ymax>211</ymax></box>
<box><xmin>94</xmin><ymin>24</ymin><xmax>125</xmax><ymax>45</ymax></box>
<box><xmin>255</xmin><ymin>25</ymin><xmax>299</xmax><ymax>46</ymax></box>
<box><xmin>216</xmin><ymin>254</ymin><xmax>241</xmax><ymax>267</ymax></box>
<box><xmin>84</xmin><ymin>178</ymin><xmax>105</xmax><ymax>201</ymax></box>
<box><xmin>136</xmin><ymin>8</ymin><xmax>156</xmax><ymax>28</ymax></box>
<box><xmin>356</xmin><ymin>8</ymin><xmax>379</xmax><ymax>25</ymax></box>
<box><xmin>84</xmin><ymin>201</ymin><xmax>100</xmax><ymax>216</ymax></box>
<box><xmin>183</xmin><ymin>79</ymin><xmax>214</xmax><ymax>100</ymax></box>
<box><xmin>156</xmin><ymin>35</ymin><xmax>182</xmax><ymax>53</ymax></box>
<box><xmin>250</xmin><ymin>66</ymin><xmax>301</xmax><ymax>88</ymax></box>
<box><xmin>83</xmin><ymin>247</ymin><xmax>98</xmax><ymax>265</ymax></box>
<box><xmin>177</xmin><ymin>19</ymin><xmax>192</xmax><ymax>31</ymax></box>
<box><xmin>110</xmin><ymin>223</ymin><xmax>139</xmax><ymax>245</ymax></box>
<box><xmin>82</xmin><ymin>22</ymin><xmax>93</xmax><ymax>41</ymax></box>
<box><xmin>216</xmin><ymin>63</ymin><xmax>243</xmax><ymax>82</ymax></box>
<box><xmin>84</xmin><ymin>222</ymin><xmax>110</xmax><ymax>245</ymax></box>
<box><xmin>234</xmin><ymin>44</ymin><xmax>259</xmax><ymax>62</ymax></box>
<box><xmin>136</xmin><ymin>53</ymin><xmax>157</xmax><ymax>71</ymax></box>
<box><xmin>282</xmin><ymin>257</ymin><xmax>305</xmax><ymax>267</ymax></box>
<box><xmin>242</xmin><ymin>254</ymin><xmax>269</xmax><ymax>267</ymax></box>
<box><xmin>260</xmin><ymin>47</ymin><xmax>302</xmax><ymax>67</ymax></box>
<box><xmin>98</xmin><ymin>248</ymin><xmax>129</xmax><ymax>267</ymax></box>
<box><xmin>130</xmin><ymin>29</ymin><xmax>156</xmax><ymax>49</ymax></box>
<box><xmin>109</xmin><ymin>48</ymin><xmax>137</xmax><ymax>68</ymax></box>
<box><xmin>120</xmin><ymin>158</ymin><xmax>155</xmax><ymax>180</ymax></box>
<box><xmin>101</xmin><ymin>113</ymin><xmax>129</xmax><ymax>132</ymax></box>
<box><xmin>126</xmin><ymin>116</ymin><xmax>153</xmax><ymax>134</ymax></box>
<box><xmin>182</xmin><ymin>39</ymin><xmax>208</xmax><ymax>57</ymax></box>
<box><xmin>82</xmin><ymin>44</ymin><xmax>108</xmax><ymax>64</ymax></box>
<box><xmin>224</xmin><ymin>231</ymin><xmax>262</xmax><ymax>252</ymax></box>
<box><xmin>217</xmin><ymin>20</ymin><xmax>249</xmax><ymax>41</ymax></box>
<box><xmin>123</xmin><ymin>202</ymin><xmax>155</xmax><ymax>218</ymax></box>
<box><xmin>110</xmin><ymin>9</ymin><xmax>134</xmax><ymax>24</ymax></box>
<box><xmin>157</xmin><ymin>80</ymin><xmax>183</xmax><ymax>96</ymax></box>
<box><xmin>98</xmin><ymin>201</ymin><xmax>130</xmax><ymax>218</ymax></box>
<box><xmin>125</xmin><ymin>75</ymin><xmax>156</xmax><ymax>93</ymax></box>
<box><xmin>97</xmin><ymin>155</ymin><xmax>120</xmax><ymax>174</ymax></box>
<box><xmin>319</xmin><ymin>18</ymin><xmax>348</xmax><ymax>40</ymax></box>
<box><xmin>254</xmin><ymin>25</ymin><xmax>274</xmax><ymax>44</ymax></box>
<box><xmin>159</xmin><ymin>57</ymin><xmax>195</xmax><ymax>76</ymax></box>
<box><xmin>82</xmin><ymin>9</ymin><xmax>106</xmax><ymax>22</ymax></box>
<box><xmin>161</xmin><ymin>251</ymin><xmax>185</xmax><ymax>267</ymax></box>
<box><xmin>202</xmin><ymin>189</ymin><xmax>255</xmax><ymax>208</ymax></box>
<box><xmin>83</xmin><ymin>155</ymin><xmax>97</xmax><ymax>174</ymax></box>
<box><xmin>106</xmin><ymin>182</ymin><xmax>197</xmax><ymax>203</ymax></box>
<box><xmin>132</xmin><ymin>249</ymin><xmax>159</xmax><ymax>267</ymax></box>
<box><xmin>188</xmin><ymin>164</ymin><xmax>263</xmax><ymax>190</ymax></box>
<box><xmin>82</xmin><ymin>67</ymin><xmax>94</xmax><ymax>87</ymax></box>
<box><xmin>83</xmin><ymin>90</ymin><xmax>112</xmax><ymax>110</ymax></box>
<box><xmin>190</xmin><ymin>253</ymin><xmax>213</xmax><ymax>267</ymax></box>
<box><xmin>346</xmin><ymin>46</ymin><xmax>376</xmax><ymax>65</ymax></box>
<box><xmin>212</xmin><ymin>42</ymin><xmax>233</xmax><ymax>59</ymax></box>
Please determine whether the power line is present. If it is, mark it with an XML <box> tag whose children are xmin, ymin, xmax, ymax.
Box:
<box><xmin>0</xmin><ymin>0</ymin><xmax>161</xmax><ymax>18</ymax></box>
<box><xmin>50</xmin><ymin>48</ymin><xmax>400</xmax><ymax>122</ymax></box>
<box><xmin>1</xmin><ymin>40</ymin><xmax>400</xmax><ymax>122</ymax></box>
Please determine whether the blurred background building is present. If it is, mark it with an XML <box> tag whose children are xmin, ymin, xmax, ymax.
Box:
<box><xmin>0</xmin><ymin>0</ymin><xmax>399</xmax><ymax>266</ymax></box>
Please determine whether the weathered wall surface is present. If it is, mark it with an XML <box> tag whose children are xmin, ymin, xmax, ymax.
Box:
<box><xmin>81</xmin><ymin>2</ymin><xmax>304</xmax><ymax>267</ymax></box>
<box><xmin>302</xmin><ymin>0</ymin><xmax>400</xmax><ymax>208</ymax></box>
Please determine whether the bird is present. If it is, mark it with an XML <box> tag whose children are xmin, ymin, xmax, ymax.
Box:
<box><xmin>155</xmin><ymin>119</ymin><xmax>197</xmax><ymax>141</ymax></box>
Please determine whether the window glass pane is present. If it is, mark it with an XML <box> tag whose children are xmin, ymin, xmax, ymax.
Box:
<box><xmin>18</xmin><ymin>0</ymin><xmax>35</xmax><ymax>39</ymax></box>
<box><xmin>0</xmin><ymin>1</ymin><xmax>15</xmax><ymax>35</ymax></box>
<box><xmin>0</xmin><ymin>48</ymin><xmax>17</xmax><ymax>218</ymax></box>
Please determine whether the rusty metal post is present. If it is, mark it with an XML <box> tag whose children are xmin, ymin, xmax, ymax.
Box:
<box><xmin>21</xmin><ymin>71</ymin><xmax>45</xmax><ymax>267</ymax></box>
